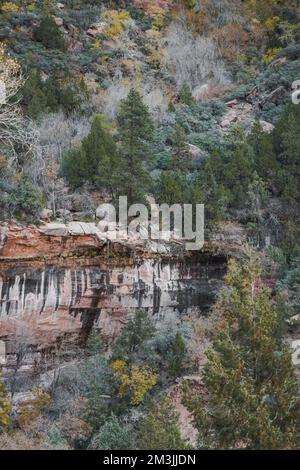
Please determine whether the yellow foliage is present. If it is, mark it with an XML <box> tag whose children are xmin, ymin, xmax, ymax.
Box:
<box><xmin>18</xmin><ymin>388</ymin><xmax>52</xmax><ymax>427</ymax></box>
<box><xmin>145</xmin><ymin>29</ymin><xmax>165</xmax><ymax>69</ymax></box>
<box><xmin>27</xmin><ymin>3</ymin><xmax>36</xmax><ymax>13</ymax></box>
<box><xmin>112</xmin><ymin>359</ymin><xmax>126</xmax><ymax>373</ymax></box>
<box><xmin>262</xmin><ymin>47</ymin><xmax>281</xmax><ymax>65</ymax></box>
<box><xmin>103</xmin><ymin>9</ymin><xmax>130</xmax><ymax>40</ymax></box>
<box><xmin>147</xmin><ymin>5</ymin><xmax>167</xmax><ymax>30</ymax></box>
<box><xmin>0</xmin><ymin>374</ymin><xmax>11</xmax><ymax>428</ymax></box>
<box><xmin>112</xmin><ymin>360</ymin><xmax>157</xmax><ymax>405</ymax></box>
<box><xmin>265</xmin><ymin>16</ymin><xmax>280</xmax><ymax>32</ymax></box>
<box><xmin>1</xmin><ymin>2</ymin><xmax>19</xmax><ymax>14</ymax></box>
<box><xmin>93</xmin><ymin>38</ymin><xmax>101</xmax><ymax>49</ymax></box>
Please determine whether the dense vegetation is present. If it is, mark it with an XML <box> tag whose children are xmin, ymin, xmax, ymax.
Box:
<box><xmin>0</xmin><ymin>0</ymin><xmax>299</xmax><ymax>450</ymax></box>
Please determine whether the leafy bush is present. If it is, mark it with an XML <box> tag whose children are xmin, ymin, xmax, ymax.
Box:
<box><xmin>34</xmin><ymin>15</ymin><xmax>66</xmax><ymax>51</ymax></box>
<box><xmin>21</xmin><ymin>69</ymin><xmax>82</xmax><ymax>118</ymax></box>
<box><xmin>90</xmin><ymin>414</ymin><xmax>135</xmax><ymax>450</ymax></box>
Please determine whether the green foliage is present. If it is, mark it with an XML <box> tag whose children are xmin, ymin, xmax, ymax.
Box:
<box><xmin>1</xmin><ymin>177</ymin><xmax>45</xmax><ymax>221</ymax></box>
<box><xmin>138</xmin><ymin>398</ymin><xmax>188</xmax><ymax>450</ymax></box>
<box><xmin>81</xmin><ymin>352</ymin><xmax>117</xmax><ymax>431</ymax></box>
<box><xmin>166</xmin><ymin>331</ymin><xmax>186</xmax><ymax>377</ymax></box>
<box><xmin>157</xmin><ymin>124</ymin><xmax>192</xmax><ymax>205</ymax></box>
<box><xmin>116</xmin><ymin>88</ymin><xmax>154</xmax><ymax>204</ymax></box>
<box><xmin>223</xmin><ymin>141</ymin><xmax>255</xmax><ymax>209</ymax></box>
<box><xmin>16</xmin><ymin>178</ymin><xmax>45</xmax><ymax>218</ymax></box>
<box><xmin>169</xmin><ymin>124</ymin><xmax>192</xmax><ymax>173</ymax></box>
<box><xmin>248</xmin><ymin>121</ymin><xmax>277</xmax><ymax>179</ymax></box>
<box><xmin>158</xmin><ymin>170</ymin><xmax>189</xmax><ymax>206</ymax></box>
<box><xmin>278</xmin><ymin>254</ymin><xmax>300</xmax><ymax>315</ymax></box>
<box><xmin>178</xmin><ymin>84</ymin><xmax>194</xmax><ymax>106</ymax></box>
<box><xmin>112</xmin><ymin>309</ymin><xmax>155</xmax><ymax>364</ymax></box>
<box><xmin>191</xmin><ymin>148</ymin><xmax>230</xmax><ymax>222</ymax></box>
<box><xmin>46</xmin><ymin>425</ymin><xmax>68</xmax><ymax>449</ymax></box>
<box><xmin>90</xmin><ymin>414</ymin><xmax>135</xmax><ymax>450</ymax></box>
<box><xmin>185</xmin><ymin>252</ymin><xmax>300</xmax><ymax>450</ymax></box>
<box><xmin>63</xmin><ymin>114</ymin><xmax>117</xmax><ymax>189</ymax></box>
<box><xmin>34</xmin><ymin>15</ymin><xmax>66</xmax><ymax>51</ymax></box>
<box><xmin>86</xmin><ymin>327</ymin><xmax>105</xmax><ymax>356</ymax></box>
<box><xmin>21</xmin><ymin>69</ymin><xmax>81</xmax><ymax>118</ymax></box>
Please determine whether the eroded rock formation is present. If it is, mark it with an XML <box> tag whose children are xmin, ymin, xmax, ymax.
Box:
<box><xmin>0</xmin><ymin>222</ymin><xmax>238</xmax><ymax>351</ymax></box>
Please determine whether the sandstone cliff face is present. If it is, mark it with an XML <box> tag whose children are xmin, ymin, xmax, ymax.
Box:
<box><xmin>0</xmin><ymin>223</ymin><xmax>232</xmax><ymax>350</ymax></box>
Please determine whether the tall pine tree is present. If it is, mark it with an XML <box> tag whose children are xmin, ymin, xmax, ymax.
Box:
<box><xmin>116</xmin><ymin>89</ymin><xmax>154</xmax><ymax>204</ymax></box>
<box><xmin>185</xmin><ymin>251</ymin><xmax>300</xmax><ymax>449</ymax></box>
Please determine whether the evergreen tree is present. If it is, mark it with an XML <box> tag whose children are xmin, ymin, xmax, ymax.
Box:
<box><xmin>248</xmin><ymin>121</ymin><xmax>277</xmax><ymax>179</ymax></box>
<box><xmin>158</xmin><ymin>170</ymin><xmax>189</xmax><ymax>206</ymax></box>
<box><xmin>62</xmin><ymin>147</ymin><xmax>87</xmax><ymax>188</ymax></box>
<box><xmin>90</xmin><ymin>414</ymin><xmax>135</xmax><ymax>450</ymax></box>
<box><xmin>138</xmin><ymin>398</ymin><xmax>188</xmax><ymax>450</ymax></box>
<box><xmin>178</xmin><ymin>84</ymin><xmax>194</xmax><ymax>106</ymax></box>
<box><xmin>112</xmin><ymin>309</ymin><xmax>155</xmax><ymax>364</ymax></box>
<box><xmin>27</xmin><ymin>88</ymin><xmax>48</xmax><ymax>119</ymax></box>
<box><xmin>81</xmin><ymin>350</ymin><xmax>117</xmax><ymax>431</ymax></box>
<box><xmin>167</xmin><ymin>331</ymin><xmax>186</xmax><ymax>377</ymax></box>
<box><xmin>116</xmin><ymin>88</ymin><xmax>154</xmax><ymax>204</ymax></box>
<box><xmin>279</xmin><ymin>112</ymin><xmax>300</xmax><ymax>199</ymax></box>
<box><xmin>86</xmin><ymin>327</ymin><xmax>105</xmax><ymax>356</ymax></box>
<box><xmin>63</xmin><ymin>114</ymin><xmax>117</xmax><ymax>189</ymax></box>
<box><xmin>81</xmin><ymin>114</ymin><xmax>117</xmax><ymax>187</ymax></box>
<box><xmin>185</xmin><ymin>251</ymin><xmax>300</xmax><ymax>449</ymax></box>
<box><xmin>43</xmin><ymin>75</ymin><xmax>60</xmax><ymax>111</ymax></box>
<box><xmin>192</xmin><ymin>161</ymin><xmax>229</xmax><ymax>222</ymax></box>
<box><xmin>34</xmin><ymin>16</ymin><xmax>66</xmax><ymax>51</ymax></box>
<box><xmin>223</xmin><ymin>142</ymin><xmax>255</xmax><ymax>208</ymax></box>
<box><xmin>170</xmin><ymin>124</ymin><xmax>192</xmax><ymax>173</ymax></box>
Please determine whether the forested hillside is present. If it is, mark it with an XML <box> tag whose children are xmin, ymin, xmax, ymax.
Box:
<box><xmin>0</xmin><ymin>0</ymin><xmax>300</xmax><ymax>451</ymax></box>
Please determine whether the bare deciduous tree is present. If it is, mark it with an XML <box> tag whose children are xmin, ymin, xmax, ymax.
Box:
<box><xmin>163</xmin><ymin>20</ymin><xmax>230</xmax><ymax>90</ymax></box>
<box><xmin>0</xmin><ymin>46</ymin><xmax>37</xmax><ymax>161</ymax></box>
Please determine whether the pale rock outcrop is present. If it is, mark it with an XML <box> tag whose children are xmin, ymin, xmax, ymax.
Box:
<box><xmin>87</xmin><ymin>22</ymin><xmax>108</xmax><ymax>37</ymax></box>
<box><xmin>39</xmin><ymin>209</ymin><xmax>53</xmax><ymax>221</ymax></box>
<box><xmin>0</xmin><ymin>222</ymin><xmax>231</xmax><ymax>349</ymax></box>
<box><xmin>259</xmin><ymin>120</ymin><xmax>275</xmax><ymax>134</ymax></box>
<box><xmin>53</xmin><ymin>16</ymin><xmax>63</xmax><ymax>27</ymax></box>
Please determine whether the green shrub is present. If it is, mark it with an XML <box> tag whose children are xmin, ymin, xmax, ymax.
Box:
<box><xmin>34</xmin><ymin>16</ymin><xmax>66</xmax><ymax>51</ymax></box>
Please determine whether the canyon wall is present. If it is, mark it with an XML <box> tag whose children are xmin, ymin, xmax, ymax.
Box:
<box><xmin>0</xmin><ymin>223</ymin><xmax>235</xmax><ymax>351</ymax></box>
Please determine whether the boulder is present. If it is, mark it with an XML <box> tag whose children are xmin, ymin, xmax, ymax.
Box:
<box><xmin>226</xmin><ymin>99</ymin><xmax>238</xmax><ymax>108</ymax></box>
<box><xmin>39</xmin><ymin>223</ymin><xmax>68</xmax><ymax>237</ymax></box>
<box><xmin>220</xmin><ymin>109</ymin><xmax>238</xmax><ymax>128</ymax></box>
<box><xmin>188</xmin><ymin>143</ymin><xmax>203</xmax><ymax>159</ymax></box>
<box><xmin>87</xmin><ymin>22</ymin><xmax>108</xmax><ymax>37</ymax></box>
<box><xmin>39</xmin><ymin>208</ymin><xmax>53</xmax><ymax>221</ymax></box>
<box><xmin>259</xmin><ymin>120</ymin><xmax>275</xmax><ymax>134</ymax></box>
<box><xmin>53</xmin><ymin>16</ymin><xmax>63</xmax><ymax>27</ymax></box>
<box><xmin>76</xmin><ymin>222</ymin><xmax>99</xmax><ymax>235</ymax></box>
<box><xmin>56</xmin><ymin>208</ymin><xmax>72</xmax><ymax>220</ymax></box>
<box><xmin>66</xmin><ymin>222</ymin><xmax>85</xmax><ymax>235</ymax></box>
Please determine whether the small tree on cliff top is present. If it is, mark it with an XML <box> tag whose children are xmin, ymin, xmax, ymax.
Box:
<box><xmin>185</xmin><ymin>250</ymin><xmax>300</xmax><ymax>450</ymax></box>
